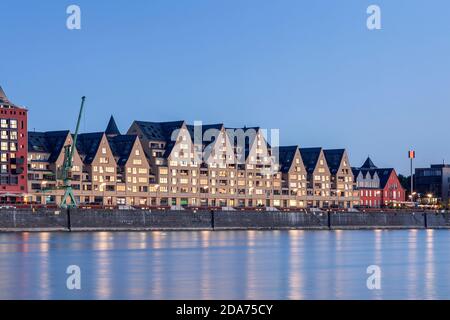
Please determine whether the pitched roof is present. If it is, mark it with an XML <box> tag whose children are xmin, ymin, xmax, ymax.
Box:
<box><xmin>279</xmin><ymin>146</ymin><xmax>298</xmax><ymax>173</ymax></box>
<box><xmin>133</xmin><ymin>120</ymin><xmax>186</xmax><ymax>158</ymax></box>
<box><xmin>375</xmin><ymin>168</ymin><xmax>395</xmax><ymax>189</ymax></box>
<box><xmin>361</xmin><ymin>157</ymin><xmax>377</xmax><ymax>169</ymax></box>
<box><xmin>186</xmin><ymin>123</ymin><xmax>223</xmax><ymax>147</ymax></box>
<box><xmin>75</xmin><ymin>132</ymin><xmax>104</xmax><ymax>164</ymax></box>
<box><xmin>299</xmin><ymin>147</ymin><xmax>322</xmax><ymax>173</ymax></box>
<box><xmin>225</xmin><ymin>127</ymin><xmax>272</xmax><ymax>161</ymax></box>
<box><xmin>28</xmin><ymin>131</ymin><xmax>70</xmax><ymax>163</ymax></box>
<box><xmin>107</xmin><ymin>134</ymin><xmax>137</xmax><ymax>166</ymax></box>
<box><xmin>133</xmin><ymin>120</ymin><xmax>185</xmax><ymax>141</ymax></box>
<box><xmin>105</xmin><ymin>115</ymin><xmax>120</xmax><ymax>136</ymax></box>
<box><xmin>0</xmin><ymin>87</ymin><xmax>7</xmax><ymax>101</ymax></box>
<box><xmin>352</xmin><ymin>165</ymin><xmax>396</xmax><ymax>189</ymax></box>
<box><xmin>0</xmin><ymin>86</ymin><xmax>22</xmax><ymax>109</ymax></box>
<box><xmin>324</xmin><ymin>149</ymin><xmax>346</xmax><ymax>174</ymax></box>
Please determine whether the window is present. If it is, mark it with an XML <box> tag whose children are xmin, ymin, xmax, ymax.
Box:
<box><xmin>133</xmin><ymin>159</ymin><xmax>142</xmax><ymax>165</ymax></box>
<box><xmin>135</xmin><ymin>149</ymin><xmax>140</xmax><ymax>156</ymax></box>
<box><xmin>102</xmin><ymin>147</ymin><xmax>107</xmax><ymax>154</ymax></box>
<box><xmin>10</xmin><ymin>120</ymin><xmax>17</xmax><ymax>129</ymax></box>
<box><xmin>159</xmin><ymin>177</ymin><xmax>168</xmax><ymax>184</ymax></box>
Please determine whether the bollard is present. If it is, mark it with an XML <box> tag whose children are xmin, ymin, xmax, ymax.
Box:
<box><xmin>424</xmin><ymin>212</ymin><xmax>428</xmax><ymax>229</ymax></box>
<box><xmin>327</xmin><ymin>211</ymin><xmax>332</xmax><ymax>230</ymax></box>
<box><xmin>210</xmin><ymin>210</ymin><xmax>215</xmax><ymax>231</ymax></box>
<box><xmin>67</xmin><ymin>208</ymin><xmax>72</xmax><ymax>232</ymax></box>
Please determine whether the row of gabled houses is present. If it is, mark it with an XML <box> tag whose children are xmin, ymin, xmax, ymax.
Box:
<box><xmin>26</xmin><ymin>115</ymin><xmax>405</xmax><ymax>209</ymax></box>
<box><xmin>0</xmin><ymin>85</ymin><xmax>405</xmax><ymax>209</ymax></box>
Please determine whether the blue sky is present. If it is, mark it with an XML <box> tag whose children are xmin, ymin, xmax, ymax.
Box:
<box><xmin>1</xmin><ymin>0</ymin><xmax>450</xmax><ymax>174</ymax></box>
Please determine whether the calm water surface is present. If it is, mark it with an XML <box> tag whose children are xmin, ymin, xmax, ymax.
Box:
<box><xmin>0</xmin><ymin>230</ymin><xmax>449</xmax><ymax>300</ymax></box>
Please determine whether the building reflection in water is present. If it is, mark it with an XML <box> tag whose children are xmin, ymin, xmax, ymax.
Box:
<box><xmin>149</xmin><ymin>231</ymin><xmax>166</xmax><ymax>299</ymax></box>
<box><xmin>407</xmin><ymin>229</ymin><xmax>418</xmax><ymax>299</ymax></box>
<box><xmin>245</xmin><ymin>230</ymin><xmax>258</xmax><ymax>299</ymax></box>
<box><xmin>94</xmin><ymin>232</ymin><xmax>113</xmax><ymax>299</ymax></box>
<box><xmin>424</xmin><ymin>229</ymin><xmax>435</xmax><ymax>299</ymax></box>
<box><xmin>37</xmin><ymin>232</ymin><xmax>51</xmax><ymax>299</ymax></box>
<box><xmin>287</xmin><ymin>230</ymin><xmax>304</xmax><ymax>300</ymax></box>
<box><xmin>200</xmin><ymin>231</ymin><xmax>212</xmax><ymax>299</ymax></box>
<box><xmin>0</xmin><ymin>230</ymin><xmax>449</xmax><ymax>299</ymax></box>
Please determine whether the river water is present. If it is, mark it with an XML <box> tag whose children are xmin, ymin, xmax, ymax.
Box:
<box><xmin>0</xmin><ymin>230</ymin><xmax>449</xmax><ymax>300</ymax></box>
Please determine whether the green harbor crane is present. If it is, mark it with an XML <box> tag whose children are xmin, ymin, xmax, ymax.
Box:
<box><xmin>60</xmin><ymin>96</ymin><xmax>86</xmax><ymax>209</ymax></box>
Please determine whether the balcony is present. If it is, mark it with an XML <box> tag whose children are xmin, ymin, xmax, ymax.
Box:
<box><xmin>10</xmin><ymin>158</ymin><xmax>24</xmax><ymax>165</ymax></box>
<box><xmin>11</xmin><ymin>168</ymin><xmax>24</xmax><ymax>175</ymax></box>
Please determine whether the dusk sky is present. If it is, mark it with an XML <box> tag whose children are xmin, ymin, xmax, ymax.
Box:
<box><xmin>1</xmin><ymin>0</ymin><xmax>450</xmax><ymax>174</ymax></box>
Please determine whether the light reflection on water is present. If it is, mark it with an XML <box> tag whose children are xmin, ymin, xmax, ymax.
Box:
<box><xmin>0</xmin><ymin>230</ymin><xmax>449</xmax><ymax>300</ymax></box>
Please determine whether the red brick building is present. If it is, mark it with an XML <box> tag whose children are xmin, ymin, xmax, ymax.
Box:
<box><xmin>352</xmin><ymin>157</ymin><xmax>405</xmax><ymax>208</ymax></box>
<box><xmin>0</xmin><ymin>87</ymin><xmax>28</xmax><ymax>203</ymax></box>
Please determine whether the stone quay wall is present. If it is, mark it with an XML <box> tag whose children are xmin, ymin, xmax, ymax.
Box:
<box><xmin>0</xmin><ymin>209</ymin><xmax>449</xmax><ymax>232</ymax></box>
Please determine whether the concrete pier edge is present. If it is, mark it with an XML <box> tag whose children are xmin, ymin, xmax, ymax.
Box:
<box><xmin>0</xmin><ymin>209</ymin><xmax>449</xmax><ymax>232</ymax></box>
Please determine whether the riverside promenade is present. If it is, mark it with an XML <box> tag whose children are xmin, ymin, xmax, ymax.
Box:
<box><xmin>0</xmin><ymin>209</ymin><xmax>449</xmax><ymax>232</ymax></box>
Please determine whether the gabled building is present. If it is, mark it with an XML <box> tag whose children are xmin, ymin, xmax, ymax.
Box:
<box><xmin>353</xmin><ymin>157</ymin><xmax>405</xmax><ymax>208</ymax></box>
<box><xmin>28</xmin><ymin>130</ymin><xmax>84</xmax><ymax>204</ymax></box>
<box><xmin>25</xmin><ymin>112</ymin><xmax>358</xmax><ymax>209</ymax></box>
<box><xmin>107</xmin><ymin>116</ymin><xmax>150</xmax><ymax>206</ymax></box>
<box><xmin>300</xmin><ymin>147</ymin><xmax>331</xmax><ymax>208</ymax></box>
<box><xmin>277</xmin><ymin>146</ymin><xmax>307</xmax><ymax>208</ymax></box>
<box><xmin>76</xmin><ymin>130</ymin><xmax>119</xmax><ymax>205</ymax></box>
<box><xmin>0</xmin><ymin>87</ymin><xmax>28</xmax><ymax>202</ymax></box>
<box><xmin>128</xmin><ymin>120</ymin><xmax>201</xmax><ymax>207</ymax></box>
<box><xmin>225</xmin><ymin>126</ymin><xmax>275</xmax><ymax>207</ymax></box>
<box><xmin>324</xmin><ymin>149</ymin><xmax>356</xmax><ymax>208</ymax></box>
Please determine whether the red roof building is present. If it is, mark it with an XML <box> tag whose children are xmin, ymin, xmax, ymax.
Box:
<box><xmin>0</xmin><ymin>87</ymin><xmax>28</xmax><ymax>203</ymax></box>
<box><xmin>352</xmin><ymin>157</ymin><xmax>405</xmax><ymax>208</ymax></box>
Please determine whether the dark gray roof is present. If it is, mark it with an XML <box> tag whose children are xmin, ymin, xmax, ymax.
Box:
<box><xmin>133</xmin><ymin>120</ymin><xmax>185</xmax><ymax>141</ymax></box>
<box><xmin>186</xmin><ymin>123</ymin><xmax>223</xmax><ymax>147</ymax></box>
<box><xmin>76</xmin><ymin>132</ymin><xmax>104</xmax><ymax>164</ymax></box>
<box><xmin>105</xmin><ymin>115</ymin><xmax>120</xmax><ymax>136</ymax></box>
<box><xmin>0</xmin><ymin>87</ymin><xmax>7</xmax><ymax>102</ymax></box>
<box><xmin>353</xmin><ymin>163</ymin><xmax>397</xmax><ymax>189</ymax></box>
<box><xmin>107</xmin><ymin>135</ymin><xmax>137</xmax><ymax>166</ymax></box>
<box><xmin>0</xmin><ymin>86</ymin><xmax>21</xmax><ymax>109</ymax></box>
<box><xmin>225</xmin><ymin>126</ymin><xmax>272</xmax><ymax>161</ymax></box>
<box><xmin>324</xmin><ymin>149</ymin><xmax>346</xmax><ymax>174</ymax></box>
<box><xmin>279</xmin><ymin>146</ymin><xmax>298</xmax><ymax>173</ymax></box>
<box><xmin>376</xmin><ymin>168</ymin><xmax>395</xmax><ymax>189</ymax></box>
<box><xmin>299</xmin><ymin>147</ymin><xmax>322</xmax><ymax>173</ymax></box>
<box><xmin>133</xmin><ymin>120</ymin><xmax>185</xmax><ymax>158</ymax></box>
<box><xmin>28</xmin><ymin>131</ymin><xmax>70</xmax><ymax>163</ymax></box>
<box><xmin>361</xmin><ymin>157</ymin><xmax>377</xmax><ymax>169</ymax></box>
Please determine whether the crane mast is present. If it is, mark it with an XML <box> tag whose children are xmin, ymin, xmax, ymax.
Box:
<box><xmin>60</xmin><ymin>96</ymin><xmax>86</xmax><ymax>209</ymax></box>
